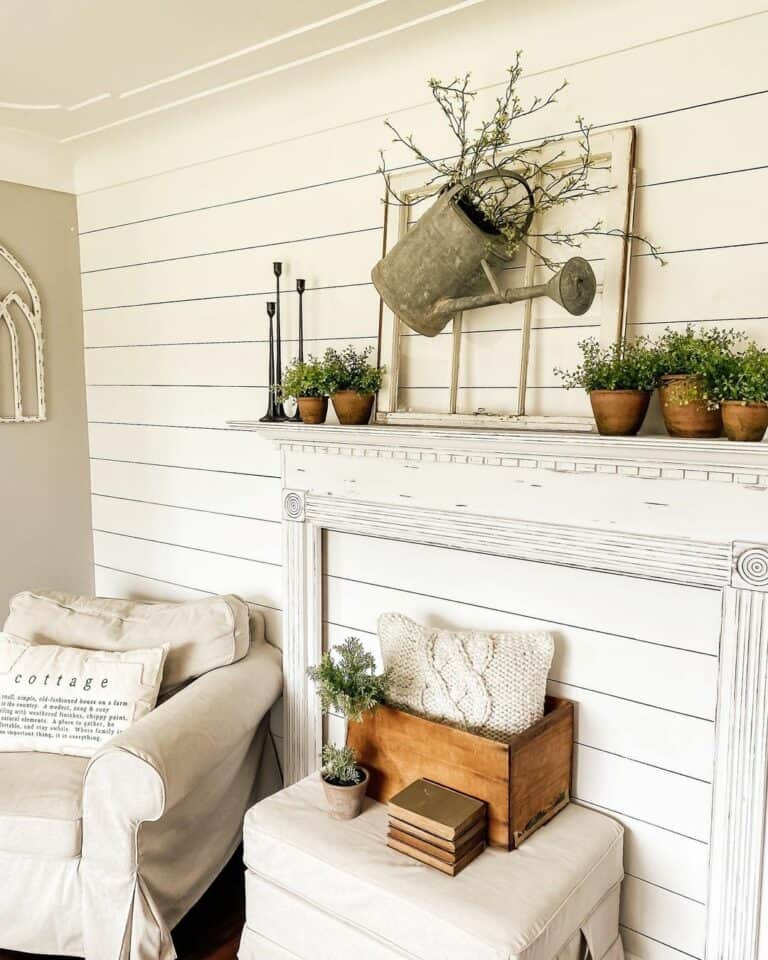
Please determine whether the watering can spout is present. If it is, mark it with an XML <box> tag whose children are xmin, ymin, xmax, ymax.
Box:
<box><xmin>426</xmin><ymin>256</ymin><xmax>597</xmax><ymax>326</ymax></box>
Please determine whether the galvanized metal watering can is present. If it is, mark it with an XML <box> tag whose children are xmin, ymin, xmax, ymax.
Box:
<box><xmin>372</xmin><ymin>169</ymin><xmax>596</xmax><ymax>337</ymax></box>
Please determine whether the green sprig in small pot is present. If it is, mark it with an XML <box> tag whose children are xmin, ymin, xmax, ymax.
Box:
<box><xmin>712</xmin><ymin>344</ymin><xmax>768</xmax><ymax>442</ymax></box>
<box><xmin>554</xmin><ymin>336</ymin><xmax>660</xmax><ymax>436</ymax></box>
<box><xmin>654</xmin><ymin>326</ymin><xmax>745</xmax><ymax>438</ymax></box>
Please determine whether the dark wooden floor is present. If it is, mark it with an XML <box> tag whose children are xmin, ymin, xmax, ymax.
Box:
<box><xmin>0</xmin><ymin>851</ymin><xmax>245</xmax><ymax>960</ymax></box>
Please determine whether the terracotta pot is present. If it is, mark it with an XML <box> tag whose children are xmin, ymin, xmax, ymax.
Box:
<box><xmin>297</xmin><ymin>396</ymin><xmax>328</xmax><ymax>425</ymax></box>
<box><xmin>659</xmin><ymin>374</ymin><xmax>722</xmax><ymax>438</ymax></box>
<box><xmin>321</xmin><ymin>767</ymin><xmax>369</xmax><ymax>820</ymax></box>
<box><xmin>721</xmin><ymin>401</ymin><xmax>768</xmax><ymax>442</ymax></box>
<box><xmin>589</xmin><ymin>390</ymin><xmax>651</xmax><ymax>436</ymax></box>
<box><xmin>331</xmin><ymin>391</ymin><xmax>375</xmax><ymax>425</ymax></box>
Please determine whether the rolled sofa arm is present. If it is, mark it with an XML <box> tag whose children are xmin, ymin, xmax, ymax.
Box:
<box><xmin>81</xmin><ymin>641</ymin><xmax>283</xmax><ymax>960</ymax></box>
<box><xmin>86</xmin><ymin>640</ymin><xmax>282</xmax><ymax>812</ymax></box>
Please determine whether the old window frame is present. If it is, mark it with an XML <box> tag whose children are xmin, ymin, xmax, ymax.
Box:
<box><xmin>375</xmin><ymin>125</ymin><xmax>637</xmax><ymax>431</ymax></box>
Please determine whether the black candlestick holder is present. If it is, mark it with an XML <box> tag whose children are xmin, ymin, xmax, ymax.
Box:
<box><xmin>259</xmin><ymin>301</ymin><xmax>279</xmax><ymax>422</ymax></box>
<box><xmin>291</xmin><ymin>278</ymin><xmax>307</xmax><ymax>421</ymax></box>
<box><xmin>272</xmin><ymin>261</ymin><xmax>288</xmax><ymax>420</ymax></box>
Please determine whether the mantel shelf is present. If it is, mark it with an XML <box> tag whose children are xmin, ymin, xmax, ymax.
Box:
<box><xmin>228</xmin><ymin>420</ymin><xmax>768</xmax><ymax>478</ymax></box>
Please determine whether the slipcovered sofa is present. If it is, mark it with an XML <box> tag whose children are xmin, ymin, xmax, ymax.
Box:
<box><xmin>0</xmin><ymin>590</ymin><xmax>283</xmax><ymax>960</ymax></box>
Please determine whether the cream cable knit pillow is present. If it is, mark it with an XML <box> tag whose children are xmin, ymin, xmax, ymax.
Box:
<box><xmin>378</xmin><ymin>613</ymin><xmax>554</xmax><ymax>741</ymax></box>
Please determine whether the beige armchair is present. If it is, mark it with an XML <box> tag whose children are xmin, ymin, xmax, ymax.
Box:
<box><xmin>0</xmin><ymin>592</ymin><xmax>283</xmax><ymax>960</ymax></box>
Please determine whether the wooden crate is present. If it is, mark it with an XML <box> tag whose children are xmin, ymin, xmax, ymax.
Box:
<box><xmin>347</xmin><ymin>697</ymin><xmax>573</xmax><ymax>850</ymax></box>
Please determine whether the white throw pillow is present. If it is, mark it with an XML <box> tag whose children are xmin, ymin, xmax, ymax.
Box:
<box><xmin>4</xmin><ymin>591</ymin><xmax>252</xmax><ymax>692</ymax></box>
<box><xmin>0</xmin><ymin>632</ymin><xmax>168</xmax><ymax>757</ymax></box>
<box><xmin>378</xmin><ymin>613</ymin><xmax>554</xmax><ymax>741</ymax></box>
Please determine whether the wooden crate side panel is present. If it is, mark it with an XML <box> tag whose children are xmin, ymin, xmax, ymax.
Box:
<box><xmin>509</xmin><ymin>701</ymin><xmax>574</xmax><ymax>847</ymax></box>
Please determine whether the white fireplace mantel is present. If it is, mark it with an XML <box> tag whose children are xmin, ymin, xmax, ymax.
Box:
<box><xmin>232</xmin><ymin>422</ymin><xmax>768</xmax><ymax>960</ymax></box>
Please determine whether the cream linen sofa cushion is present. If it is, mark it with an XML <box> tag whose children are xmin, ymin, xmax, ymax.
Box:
<box><xmin>379</xmin><ymin>612</ymin><xmax>554</xmax><ymax>740</ymax></box>
<box><xmin>0</xmin><ymin>752</ymin><xmax>86</xmax><ymax>857</ymax></box>
<box><xmin>0</xmin><ymin>633</ymin><xmax>167</xmax><ymax>757</ymax></box>
<box><xmin>4</xmin><ymin>590</ymin><xmax>252</xmax><ymax>691</ymax></box>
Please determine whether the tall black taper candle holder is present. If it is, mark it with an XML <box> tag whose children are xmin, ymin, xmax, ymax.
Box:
<box><xmin>291</xmin><ymin>278</ymin><xmax>307</xmax><ymax>421</ymax></box>
<box><xmin>272</xmin><ymin>261</ymin><xmax>288</xmax><ymax>420</ymax></box>
<box><xmin>259</xmin><ymin>301</ymin><xmax>279</xmax><ymax>422</ymax></box>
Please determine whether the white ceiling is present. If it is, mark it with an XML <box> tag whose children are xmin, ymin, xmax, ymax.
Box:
<box><xmin>0</xmin><ymin>0</ymin><xmax>482</xmax><ymax>143</ymax></box>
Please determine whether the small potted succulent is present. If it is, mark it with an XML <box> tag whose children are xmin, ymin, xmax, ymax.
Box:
<box><xmin>308</xmin><ymin>636</ymin><xmax>390</xmax><ymax>819</ymax></box>
<box><xmin>554</xmin><ymin>336</ymin><xmax>660</xmax><ymax>436</ymax></box>
<box><xmin>654</xmin><ymin>326</ymin><xmax>744</xmax><ymax>438</ymax></box>
<box><xmin>321</xmin><ymin>345</ymin><xmax>385</xmax><ymax>425</ymax></box>
<box><xmin>279</xmin><ymin>356</ymin><xmax>329</xmax><ymax>424</ymax></box>
<box><xmin>713</xmin><ymin>343</ymin><xmax>768</xmax><ymax>442</ymax></box>
<box><xmin>318</xmin><ymin>744</ymin><xmax>369</xmax><ymax>821</ymax></box>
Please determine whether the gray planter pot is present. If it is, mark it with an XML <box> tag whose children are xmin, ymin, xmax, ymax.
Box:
<box><xmin>321</xmin><ymin>767</ymin><xmax>369</xmax><ymax>820</ymax></box>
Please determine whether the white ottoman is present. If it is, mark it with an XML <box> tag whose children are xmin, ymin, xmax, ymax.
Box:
<box><xmin>239</xmin><ymin>775</ymin><xmax>624</xmax><ymax>960</ymax></box>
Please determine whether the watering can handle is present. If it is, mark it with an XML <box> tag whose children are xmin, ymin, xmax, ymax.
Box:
<box><xmin>444</xmin><ymin>168</ymin><xmax>536</xmax><ymax>236</ymax></box>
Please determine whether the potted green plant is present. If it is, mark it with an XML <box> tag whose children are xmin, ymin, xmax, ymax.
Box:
<box><xmin>654</xmin><ymin>326</ymin><xmax>744</xmax><ymax>438</ymax></box>
<box><xmin>308</xmin><ymin>636</ymin><xmax>390</xmax><ymax>819</ymax></box>
<box><xmin>318</xmin><ymin>744</ymin><xmax>369</xmax><ymax>821</ymax></box>
<box><xmin>713</xmin><ymin>343</ymin><xmax>768</xmax><ymax>442</ymax></box>
<box><xmin>554</xmin><ymin>336</ymin><xmax>660</xmax><ymax>436</ymax></box>
<box><xmin>279</xmin><ymin>356</ymin><xmax>329</xmax><ymax>424</ymax></box>
<box><xmin>322</xmin><ymin>345</ymin><xmax>385</xmax><ymax>425</ymax></box>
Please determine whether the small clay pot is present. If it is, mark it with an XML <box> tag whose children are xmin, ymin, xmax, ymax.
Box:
<box><xmin>321</xmin><ymin>767</ymin><xmax>369</xmax><ymax>820</ymax></box>
<box><xmin>297</xmin><ymin>396</ymin><xmax>328</xmax><ymax>424</ymax></box>
<box><xmin>331</xmin><ymin>391</ymin><xmax>375</xmax><ymax>425</ymax></box>
<box><xmin>589</xmin><ymin>390</ymin><xmax>651</xmax><ymax>436</ymax></box>
<box><xmin>721</xmin><ymin>401</ymin><xmax>768</xmax><ymax>442</ymax></box>
<box><xmin>659</xmin><ymin>374</ymin><xmax>722</xmax><ymax>438</ymax></box>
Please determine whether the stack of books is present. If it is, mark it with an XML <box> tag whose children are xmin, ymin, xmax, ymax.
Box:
<box><xmin>387</xmin><ymin>779</ymin><xmax>487</xmax><ymax>876</ymax></box>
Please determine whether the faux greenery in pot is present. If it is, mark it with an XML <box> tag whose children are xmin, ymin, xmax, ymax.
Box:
<box><xmin>308</xmin><ymin>636</ymin><xmax>390</xmax><ymax>819</ymax></box>
<box><xmin>322</xmin><ymin>345</ymin><xmax>385</xmax><ymax>425</ymax></box>
<box><xmin>654</xmin><ymin>326</ymin><xmax>745</xmax><ymax>438</ymax></box>
<box><xmin>280</xmin><ymin>356</ymin><xmax>329</xmax><ymax>424</ymax></box>
<box><xmin>712</xmin><ymin>344</ymin><xmax>768</xmax><ymax>442</ymax></box>
<box><xmin>379</xmin><ymin>54</ymin><xmax>664</xmax><ymax>270</ymax></box>
<box><xmin>554</xmin><ymin>336</ymin><xmax>661</xmax><ymax>436</ymax></box>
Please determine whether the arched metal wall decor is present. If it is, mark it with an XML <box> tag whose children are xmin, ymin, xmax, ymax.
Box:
<box><xmin>0</xmin><ymin>244</ymin><xmax>45</xmax><ymax>423</ymax></box>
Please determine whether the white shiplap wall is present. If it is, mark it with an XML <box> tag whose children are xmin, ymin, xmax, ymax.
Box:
<box><xmin>75</xmin><ymin>2</ymin><xmax>768</xmax><ymax>956</ymax></box>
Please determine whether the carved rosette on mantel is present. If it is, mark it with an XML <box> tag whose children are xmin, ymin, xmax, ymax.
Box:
<box><xmin>231</xmin><ymin>422</ymin><xmax>768</xmax><ymax>960</ymax></box>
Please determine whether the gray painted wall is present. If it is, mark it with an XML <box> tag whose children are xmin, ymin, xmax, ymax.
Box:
<box><xmin>0</xmin><ymin>179</ymin><xmax>93</xmax><ymax>614</ymax></box>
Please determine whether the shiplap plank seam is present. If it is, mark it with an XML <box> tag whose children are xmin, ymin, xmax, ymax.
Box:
<box><xmin>324</xmin><ymin>618</ymin><xmax>715</xmax><ymax>722</ymax></box>
<box><xmin>623</xmin><ymin>873</ymin><xmax>705</xmax><ymax>908</ymax></box>
<box><xmin>78</xmin><ymin>86</ymin><xmax>768</xmax><ymax>235</ymax></box>
<box><xmin>83</xmin><ymin>279</ymin><xmax>373</xmax><ymax>312</ymax></box>
<box><xmin>81</xmin><ymin>225</ymin><xmax>383</xmax><ymax>275</ymax></box>
<box><xmin>80</xmin><ymin>239</ymin><xmax>768</xmax><ymax>312</ymax></box>
<box><xmin>82</xmin><ymin>316</ymin><xmax>768</xmax><ymax>351</ymax></box>
<box><xmin>91</xmin><ymin>456</ymin><xmax>279</xmax><ymax>479</ymax></box>
<box><xmin>93</xmin><ymin>563</ymin><xmax>282</xmax><ymax>612</ymax></box>
<box><xmin>91</xmin><ymin>528</ymin><xmax>282</xmax><ymax>567</ymax></box>
<box><xmin>324</xmin><ymin>575</ymin><xmax>720</xmax><ymax>655</ymax></box>
<box><xmin>79</xmin><ymin>165</ymin><xmax>768</xmax><ymax>276</ymax></box>
<box><xmin>85</xmin><ymin>334</ymin><xmax>378</xmax><ymax>350</ymax></box>
<box><xmin>92</xmin><ymin>492</ymin><xmax>281</xmax><ymax>523</ymax></box>
<box><xmin>575</xmin><ymin>741</ymin><xmax>711</xmax><ymax>785</ymax></box>
<box><xmin>620</xmin><ymin>925</ymin><xmax>700</xmax><ymax>960</ymax></box>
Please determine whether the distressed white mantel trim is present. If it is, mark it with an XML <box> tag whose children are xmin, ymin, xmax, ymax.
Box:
<box><xmin>304</xmin><ymin>494</ymin><xmax>731</xmax><ymax>588</ymax></box>
<box><xmin>708</xmin><ymin>578</ymin><xmax>768</xmax><ymax>960</ymax></box>
<box><xmin>230</xmin><ymin>422</ymin><xmax>768</xmax><ymax>959</ymax></box>
<box><xmin>230</xmin><ymin>422</ymin><xmax>768</xmax><ymax>484</ymax></box>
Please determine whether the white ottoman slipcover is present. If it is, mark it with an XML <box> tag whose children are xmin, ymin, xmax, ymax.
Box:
<box><xmin>240</xmin><ymin>775</ymin><xmax>624</xmax><ymax>960</ymax></box>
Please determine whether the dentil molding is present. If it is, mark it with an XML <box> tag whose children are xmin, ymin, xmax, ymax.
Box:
<box><xmin>231</xmin><ymin>422</ymin><xmax>768</xmax><ymax>485</ymax></box>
